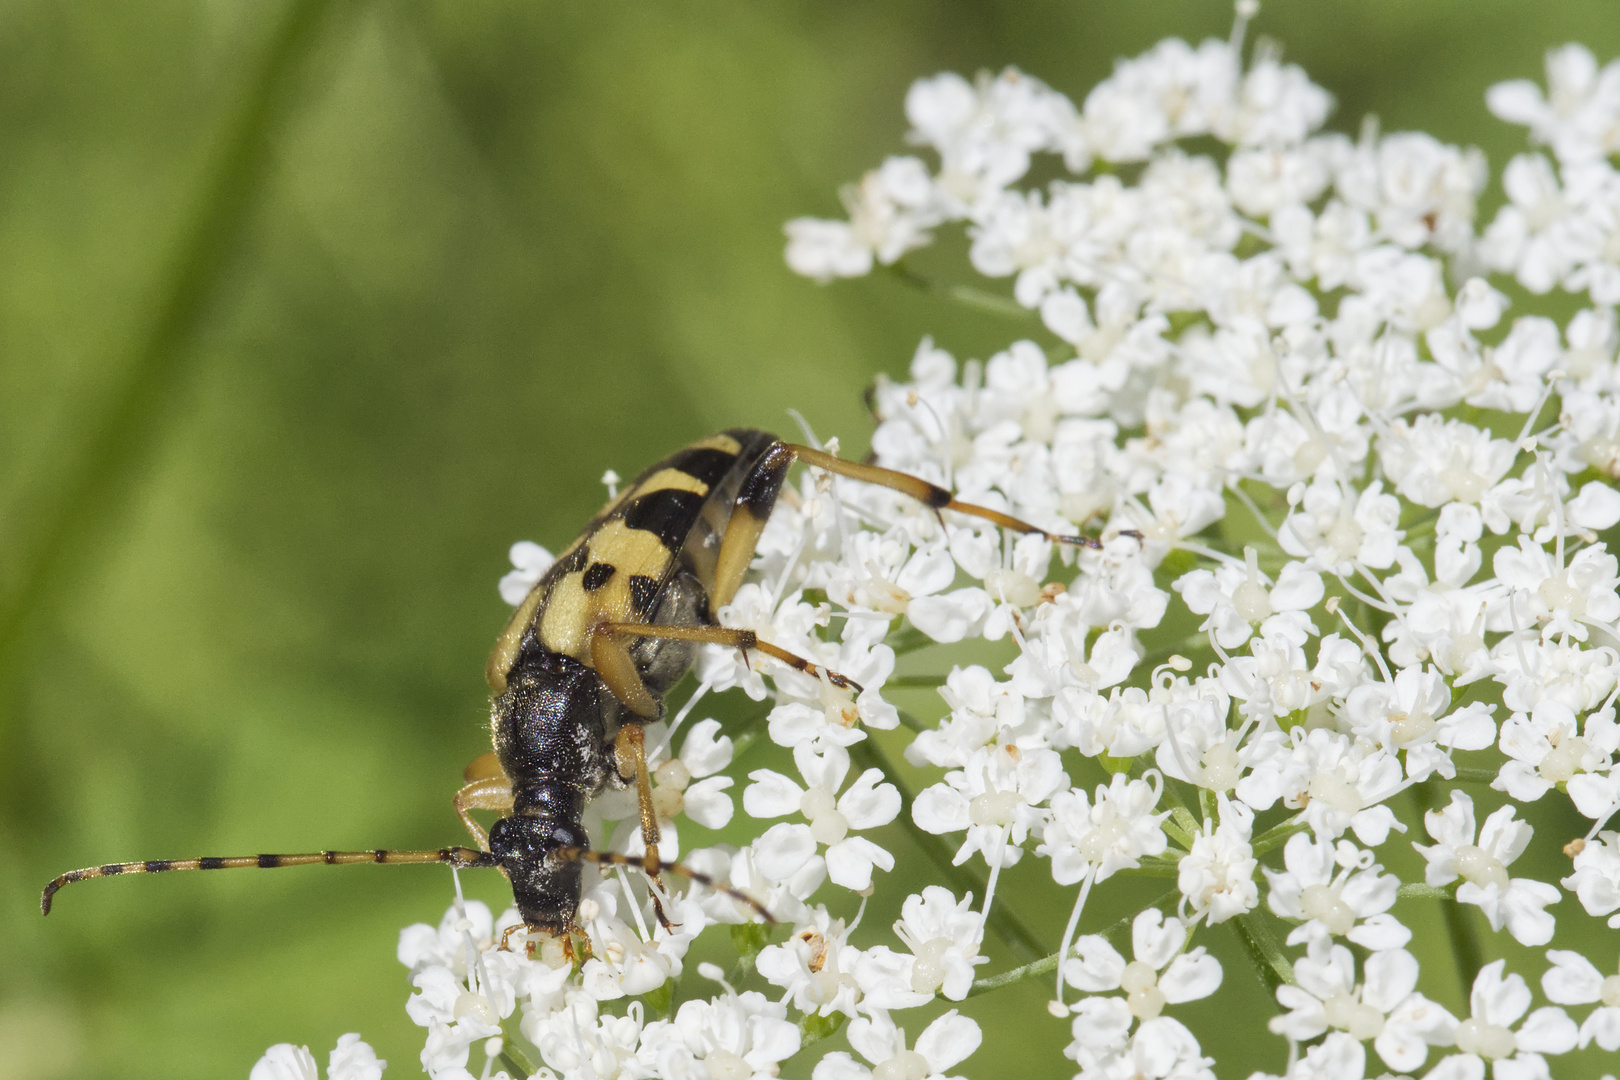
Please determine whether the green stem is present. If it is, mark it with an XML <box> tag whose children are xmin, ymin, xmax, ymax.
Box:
<box><xmin>1231</xmin><ymin>911</ymin><xmax>1295</xmax><ymax>994</ymax></box>
<box><xmin>1438</xmin><ymin>893</ymin><xmax>1486</xmax><ymax>995</ymax></box>
<box><xmin>1400</xmin><ymin>508</ymin><xmax>1442</xmax><ymax>541</ymax></box>
<box><xmin>894</xmin><ymin>708</ymin><xmax>934</xmax><ymax>735</ymax></box>
<box><xmin>945</xmin><ymin>284</ymin><xmax>1035</xmax><ymax>320</ymax></box>
<box><xmin>1105</xmin><ymin>856</ymin><xmax>1181</xmax><ymax>878</ymax></box>
<box><xmin>1411</xmin><ymin>783</ymin><xmax>1486</xmax><ymax>998</ymax></box>
<box><xmin>500</xmin><ymin>1042</ymin><xmax>537</xmax><ymax>1078</ymax></box>
<box><xmin>1251</xmin><ymin>816</ymin><xmax>1309</xmax><ymax>856</ymax></box>
<box><xmin>965</xmin><ymin>944</ymin><xmax>1065</xmax><ymax>998</ymax></box>
<box><xmin>966</xmin><ymin>888</ymin><xmax>1179</xmax><ymax>998</ymax></box>
<box><xmin>1397</xmin><ymin>882</ymin><xmax>1450</xmax><ymax>901</ymax></box>
<box><xmin>848</xmin><ymin>738</ymin><xmax>1047</xmax><ymax>962</ymax></box>
<box><xmin>886</xmin><ymin>624</ymin><xmax>938</xmax><ymax>657</ymax></box>
<box><xmin>885</xmin><ymin>674</ymin><xmax>950</xmax><ymax>689</ymax></box>
<box><xmin>1451</xmin><ymin>766</ymin><xmax>1496</xmax><ymax>785</ymax></box>
<box><xmin>1164</xmin><ymin>806</ymin><xmax>1201</xmax><ymax>850</ymax></box>
<box><xmin>0</xmin><ymin>0</ymin><xmax>338</xmax><ymax>677</ymax></box>
<box><xmin>884</xmin><ymin>262</ymin><xmax>1034</xmax><ymax>321</ymax></box>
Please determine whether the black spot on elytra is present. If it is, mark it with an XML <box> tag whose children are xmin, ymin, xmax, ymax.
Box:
<box><xmin>629</xmin><ymin>574</ymin><xmax>659</xmax><ymax>612</ymax></box>
<box><xmin>582</xmin><ymin>562</ymin><xmax>616</xmax><ymax>591</ymax></box>
<box><xmin>622</xmin><ymin>488</ymin><xmax>705</xmax><ymax>551</ymax></box>
<box><xmin>664</xmin><ymin>447</ymin><xmax>737</xmax><ymax>488</ymax></box>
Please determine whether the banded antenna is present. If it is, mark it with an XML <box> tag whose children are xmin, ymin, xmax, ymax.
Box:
<box><xmin>41</xmin><ymin>844</ymin><xmax>773</xmax><ymax>923</ymax></box>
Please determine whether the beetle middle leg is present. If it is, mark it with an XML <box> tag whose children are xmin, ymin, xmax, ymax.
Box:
<box><xmin>590</xmin><ymin>619</ymin><xmax>858</xmax><ymax>931</ymax></box>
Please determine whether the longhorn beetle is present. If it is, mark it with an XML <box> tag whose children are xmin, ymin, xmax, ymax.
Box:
<box><xmin>42</xmin><ymin>429</ymin><xmax>1102</xmax><ymax>942</ymax></box>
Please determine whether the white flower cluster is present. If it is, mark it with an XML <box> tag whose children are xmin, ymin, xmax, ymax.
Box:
<box><xmin>256</xmin><ymin>13</ymin><xmax>1620</xmax><ymax>1080</ymax></box>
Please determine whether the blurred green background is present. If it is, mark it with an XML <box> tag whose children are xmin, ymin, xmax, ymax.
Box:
<box><xmin>5</xmin><ymin>2</ymin><xmax>1620</xmax><ymax>1078</ymax></box>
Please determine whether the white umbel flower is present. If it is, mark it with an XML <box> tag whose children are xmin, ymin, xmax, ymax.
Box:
<box><xmin>1563</xmin><ymin>831</ymin><xmax>1620</xmax><ymax>927</ymax></box>
<box><xmin>1269</xmin><ymin>939</ymin><xmax>1454</xmax><ymax>1073</ymax></box>
<box><xmin>1062</xmin><ymin>908</ymin><xmax>1222</xmax><ymax>1026</ymax></box>
<box><xmin>637</xmin><ymin>989</ymin><xmax>801</xmax><ymax>1080</ymax></box>
<box><xmin>811</xmin><ymin>1009</ymin><xmax>983</xmax><ymax>1080</ymax></box>
<box><xmin>1413</xmin><ymin>790</ymin><xmax>1560</xmax><ymax>946</ymax></box>
<box><xmin>880</xmin><ymin>886</ymin><xmax>990</xmax><ymax>1002</ymax></box>
<box><xmin>744</xmin><ymin>742</ymin><xmax>901</xmax><ymax>891</ymax></box>
<box><xmin>255</xmin><ymin>1042</ymin><xmax>386</xmax><ymax>1080</ymax></box>
<box><xmin>912</xmin><ymin>742</ymin><xmax>1068</xmax><ymax>868</ymax></box>
<box><xmin>1038</xmin><ymin>772</ymin><xmax>1169</xmax><ymax>885</ymax></box>
<box><xmin>1263</xmin><ymin>833</ymin><xmax>1408</xmax><ymax>950</ymax></box>
<box><xmin>1423</xmin><ymin>960</ymin><xmax>1578</xmax><ymax>1080</ymax></box>
<box><xmin>1176</xmin><ymin>795</ymin><xmax>1259</xmax><ymax>924</ymax></box>
<box><xmin>292</xmin><ymin>20</ymin><xmax>1620</xmax><ymax>1080</ymax></box>
<box><xmin>1541</xmin><ymin>949</ymin><xmax>1620</xmax><ymax>1051</ymax></box>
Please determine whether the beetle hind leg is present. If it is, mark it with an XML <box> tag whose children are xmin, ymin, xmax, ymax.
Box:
<box><xmin>596</xmin><ymin>622</ymin><xmax>863</xmax><ymax>696</ymax></box>
<box><xmin>782</xmin><ymin>442</ymin><xmax>1104</xmax><ymax>548</ymax></box>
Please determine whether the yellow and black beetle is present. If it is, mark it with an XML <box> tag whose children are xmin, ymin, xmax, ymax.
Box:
<box><xmin>43</xmin><ymin>429</ymin><xmax>1096</xmax><ymax>939</ymax></box>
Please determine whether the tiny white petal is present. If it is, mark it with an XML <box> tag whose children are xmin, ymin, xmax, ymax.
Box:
<box><xmin>914</xmin><ymin>1009</ymin><xmax>983</xmax><ymax>1072</ymax></box>
<box><xmin>1064</xmin><ymin>935</ymin><xmax>1127</xmax><ymax>992</ymax></box>
<box><xmin>825</xmin><ymin>835</ymin><xmax>895</xmax><ymax>891</ymax></box>
<box><xmin>1541</xmin><ymin>950</ymin><xmax>1604</xmax><ymax>1004</ymax></box>
<box><xmin>838</xmin><ymin>768</ymin><xmax>902</xmax><ymax>830</ymax></box>
<box><xmin>752</xmin><ymin>823</ymin><xmax>818</xmax><ymax>880</ymax></box>
<box><xmin>913</xmin><ymin>784</ymin><xmax>971</xmax><ymax>834</ymax></box>
<box><xmin>1515</xmin><ymin>1006</ymin><xmax>1579</xmax><ymax>1054</ymax></box>
<box><xmin>1421</xmin><ymin>1052</ymin><xmax>1485</xmax><ymax>1080</ymax></box>
<box><xmin>743</xmin><ymin>769</ymin><xmax>807</xmax><ymax>819</ymax></box>
<box><xmin>1130</xmin><ymin>908</ymin><xmax>1184</xmax><ymax>970</ymax></box>
<box><xmin>683</xmin><ymin>775</ymin><xmax>736</xmax><ymax>829</ymax></box>
<box><xmin>1159</xmin><ymin>950</ymin><xmax>1223</xmax><ymax>1003</ymax></box>
<box><xmin>250</xmin><ymin>1045</ymin><xmax>318</xmax><ymax>1080</ymax></box>
<box><xmin>328</xmin><ymin>1034</ymin><xmax>385</xmax><ymax>1080</ymax></box>
<box><xmin>680</xmin><ymin>718</ymin><xmax>735</xmax><ymax>777</ymax></box>
<box><xmin>812</xmin><ymin>1051</ymin><xmax>871</xmax><ymax>1080</ymax></box>
<box><xmin>909</xmin><ymin>588</ymin><xmax>992</xmax><ymax>643</ymax></box>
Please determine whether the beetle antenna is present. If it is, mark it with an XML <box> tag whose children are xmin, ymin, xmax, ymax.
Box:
<box><xmin>556</xmin><ymin>847</ymin><xmax>775</xmax><ymax>924</ymax></box>
<box><xmin>41</xmin><ymin>846</ymin><xmax>498</xmax><ymax>914</ymax></box>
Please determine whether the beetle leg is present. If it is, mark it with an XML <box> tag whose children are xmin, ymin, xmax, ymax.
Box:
<box><xmin>611</xmin><ymin>723</ymin><xmax>674</xmax><ymax>930</ymax></box>
<box><xmin>454</xmin><ymin>777</ymin><xmax>514</xmax><ymax>851</ymax></box>
<box><xmin>612</xmin><ymin>725</ymin><xmax>662</xmax><ymax>855</ymax></box>
<box><xmin>781</xmin><ymin>442</ymin><xmax>1104</xmax><ymax>548</ymax></box>
<box><xmin>558</xmin><ymin>847</ymin><xmax>774</xmax><ymax>924</ymax></box>
<box><xmin>590</xmin><ymin>629</ymin><xmax>662</xmax><ymax>718</ymax></box>
<box><xmin>710</xmin><ymin>437</ymin><xmax>1108</xmax><ymax>623</ymax></box>
<box><xmin>711</xmin><ymin>442</ymin><xmax>795</xmax><ymax>614</ymax></box>
<box><xmin>596</xmin><ymin>622</ymin><xmax>863</xmax><ymax>695</ymax></box>
<box><xmin>462</xmin><ymin>750</ymin><xmax>506</xmax><ymax>784</ymax></box>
